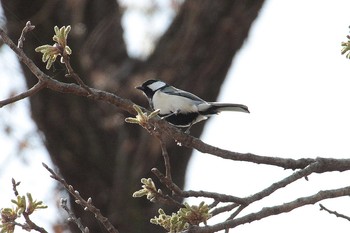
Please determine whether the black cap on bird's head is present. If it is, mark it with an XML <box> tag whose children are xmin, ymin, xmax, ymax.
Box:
<box><xmin>136</xmin><ymin>79</ymin><xmax>167</xmax><ymax>98</ymax></box>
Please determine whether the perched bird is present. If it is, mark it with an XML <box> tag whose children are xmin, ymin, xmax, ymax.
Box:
<box><xmin>136</xmin><ymin>79</ymin><xmax>249</xmax><ymax>132</ymax></box>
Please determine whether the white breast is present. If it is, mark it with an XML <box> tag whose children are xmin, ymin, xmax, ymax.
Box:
<box><xmin>153</xmin><ymin>91</ymin><xmax>200</xmax><ymax>114</ymax></box>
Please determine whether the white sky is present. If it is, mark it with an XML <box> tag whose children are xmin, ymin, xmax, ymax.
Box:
<box><xmin>1</xmin><ymin>0</ymin><xmax>350</xmax><ymax>233</ymax></box>
<box><xmin>186</xmin><ymin>1</ymin><xmax>350</xmax><ymax>232</ymax></box>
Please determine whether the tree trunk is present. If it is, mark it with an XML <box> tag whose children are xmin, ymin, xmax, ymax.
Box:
<box><xmin>1</xmin><ymin>0</ymin><xmax>264</xmax><ymax>232</ymax></box>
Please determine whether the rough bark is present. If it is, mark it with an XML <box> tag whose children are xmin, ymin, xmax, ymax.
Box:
<box><xmin>1</xmin><ymin>0</ymin><xmax>264</xmax><ymax>232</ymax></box>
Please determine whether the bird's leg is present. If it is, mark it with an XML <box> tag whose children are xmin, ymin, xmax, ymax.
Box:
<box><xmin>160</xmin><ymin>112</ymin><xmax>175</xmax><ymax>120</ymax></box>
<box><xmin>160</xmin><ymin>109</ymin><xmax>181</xmax><ymax>120</ymax></box>
<box><xmin>184</xmin><ymin>123</ymin><xmax>193</xmax><ymax>134</ymax></box>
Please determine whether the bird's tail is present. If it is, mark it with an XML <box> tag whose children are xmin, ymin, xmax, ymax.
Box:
<box><xmin>205</xmin><ymin>102</ymin><xmax>250</xmax><ymax>114</ymax></box>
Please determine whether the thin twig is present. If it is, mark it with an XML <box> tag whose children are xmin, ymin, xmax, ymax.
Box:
<box><xmin>226</xmin><ymin>204</ymin><xmax>246</xmax><ymax>220</ymax></box>
<box><xmin>159</xmin><ymin>137</ymin><xmax>172</xmax><ymax>181</ymax></box>
<box><xmin>210</xmin><ymin>203</ymin><xmax>239</xmax><ymax>217</ymax></box>
<box><xmin>148</xmin><ymin>168</ymin><xmax>184</xmax><ymax>208</ymax></box>
<box><xmin>11</xmin><ymin>178</ymin><xmax>20</xmax><ymax>196</ymax></box>
<box><xmin>42</xmin><ymin>163</ymin><xmax>120</xmax><ymax>233</ymax></box>
<box><xmin>181</xmin><ymin>190</ymin><xmax>246</xmax><ymax>205</ymax></box>
<box><xmin>17</xmin><ymin>21</ymin><xmax>35</xmax><ymax>49</ymax></box>
<box><xmin>60</xmin><ymin>198</ymin><xmax>89</xmax><ymax>233</ymax></box>
<box><xmin>151</xmin><ymin>122</ymin><xmax>173</xmax><ymax>180</ymax></box>
<box><xmin>152</xmin><ymin>168</ymin><xmax>183</xmax><ymax>195</ymax></box>
<box><xmin>241</xmin><ymin>162</ymin><xmax>320</xmax><ymax>206</ymax></box>
<box><xmin>0</xmin><ymin>81</ymin><xmax>46</xmax><ymax>108</ymax></box>
<box><xmin>62</xmin><ymin>55</ymin><xmax>93</xmax><ymax>95</ymax></box>
<box><xmin>152</xmin><ymin>168</ymin><xmax>246</xmax><ymax>204</ymax></box>
<box><xmin>319</xmin><ymin>203</ymin><xmax>350</xmax><ymax>222</ymax></box>
<box><xmin>208</xmin><ymin>200</ymin><xmax>220</xmax><ymax>209</ymax></box>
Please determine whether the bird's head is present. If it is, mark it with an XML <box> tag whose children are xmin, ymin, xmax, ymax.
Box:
<box><xmin>136</xmin><ymin>79</ymin><xmax>167</xmax><ymax>98</ymax></box>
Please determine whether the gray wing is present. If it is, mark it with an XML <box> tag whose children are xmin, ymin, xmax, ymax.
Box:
<box><xmin>162</xmin><ymin>86</ymin><xmax>206</xmax><ymax>103</ymax></box>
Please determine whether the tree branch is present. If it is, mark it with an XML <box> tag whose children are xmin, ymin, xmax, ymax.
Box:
<box><xmin>17</xmin><ymin>21</ymin><xmax>35</xmax><ymax>49</ymax></box>
<box><xmin>0</xmin><ymin>81</ymin><xmax>46</xmax><ymax>108</ymax></box>
<box><xmin>42</xmin><ymin>163</ymin><xmax>120</xmax><ymax>233</ymax></box>
<box><xmin>61</xmin><ymin>54</ymin><xmax>93</xmax><ymax>95</ymax></box>
<box><xmin>241</xmin><ymin>161</ymin><xmax>320</xmax><ymax>205</ymax></box>
<box><xmin>60</xmin><ymin>198</ymin><xmax>90</xmax><ymax>233</ymax></box>
<box><xmin>210</xmin><ymin>203</ymin><xmax>239</xmax><ymax>217</ymax></box>
<box><xmin>155</xmin><ymin>133</ymin><xmax>173</xmax><ymax>181</ymax></box>
<box><xmin>319</xmin><ymin>204</ymin><xmax>350</xmax><ymax>222</ymax></box>
<box><xmin>22</xmin><ymin>213</ymin><xmax>49</xmax><ymax>233</ymax></box>
<box><xmin>189</xmin><ymin>186</ymin><xmax>350</xmax><ymax>233</ymax></box>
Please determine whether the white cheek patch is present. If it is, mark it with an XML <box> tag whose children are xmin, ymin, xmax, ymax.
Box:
<box><xmin>153</xmin><ymin>91</ymin><xmax>198</xmax><ymax>114</ymax></box>
<box><xmin>148</xmin><ymin>81</ymin><xmax>166</xmax><ymax>91</ymax></box>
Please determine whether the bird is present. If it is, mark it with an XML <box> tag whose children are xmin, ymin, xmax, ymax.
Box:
<box><xmin>136</xmin><ymin>79</ymin><xmax>249</xmax><ymax>133</ymax></box>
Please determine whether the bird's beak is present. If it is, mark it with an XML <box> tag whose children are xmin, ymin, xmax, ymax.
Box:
<box><xmin>136</xmin><ymin>86</ymin><xmax>143</xmax><ymax>91</ymax></box>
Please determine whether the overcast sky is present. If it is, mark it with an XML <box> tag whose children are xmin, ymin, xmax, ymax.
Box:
<box><xmin>186</xmin><ymin>1</ymin><xmax>350</xmax><ymax>232</ymax></box>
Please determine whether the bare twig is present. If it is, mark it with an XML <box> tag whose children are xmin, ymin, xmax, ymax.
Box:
<box><xmin>210</xmin><ymin>203</ymin><xmax>239</xmax><ymax>217</ymax></box>
<box><xmin>208</xmin><ymin>200</ymin><xmax>220</xmax><ymax>209</ymax></box>
<box><xmin>11</xmin><ymin>178</ymin><xmax>20</xmax><ymax>196</ymax></box>
<box><xmin>152</xmin><ymin>168</ymin><xmax>245</xmax><ymax>204</ymax></box>
<box><xmin>226</xmin><ymin>204</ymin><xmax>246</xmax><ymax>221</ymax></box>
<box><xmin>17</xmin><ymin>21</ymin><xmax>35</xmax><ymax>49</ymax></box>
<box><xmin>61</xmin><ymin>54</ymin><xmax>93</xmax><ymax>95</ymax></box>
<box><xmin>151</xmin><ymin>124</ymin><xmax>173</xmax><ymax>180</ymax></box>
<box><xmin>319</xmin><ymin>203</ymin><xmax>350</xmax><ymax>222</ymax></box>
<box><xmin>42</xmin><ymin>163</ymin><xmax>120</xmax><ymax>233</ymax></box>
<box><xmin>152</xmin><ymin>168</ymin><xmax>184</xmax><ymax>194</ymax></box>
<box><xmin>181</xmin><ymin>190</ymin><xmax>245</xmax><ymax>205</ymax></box>
<box><xmin>0</xmin><ymin>81</ymin><xmax>46</xmax><ymax>108</ymax></box>
<box><xmin>241</xmin><ymin>161</ymin><xmax>320</xmax><ymax>205</ymax></box>
<box><xmin>60</xmin><ymin>198</ymin><xmax>90</xmax><ymax>233</ymax></box>
<box><xmin>159</xmin><ymin>137</ymin><xmax>172</xmax><ymax>181</ymax></box>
